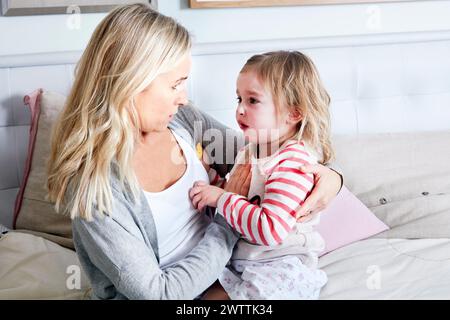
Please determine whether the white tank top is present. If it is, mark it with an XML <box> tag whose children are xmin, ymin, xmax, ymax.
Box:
<box><xmin>143</xmin><ymin>130</ymin><xmax>211</xmax><ymax>268</ymax></box>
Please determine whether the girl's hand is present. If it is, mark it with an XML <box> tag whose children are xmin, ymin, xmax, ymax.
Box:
<box><xmin>295</xmin><ymin>164</ymin><xmax>343</xmax><ymax>222</ymax></box>
<box><xmin>189</xmin><ymin>181</ymin><xmax>226</xmax><ymax>212</ymax></box>
<box><xmin>223</xmin><ymin>163</ymin><xmax>252</xmax><ymax>197</ymax></box>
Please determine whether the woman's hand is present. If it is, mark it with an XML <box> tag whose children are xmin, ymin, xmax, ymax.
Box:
<box><xmin>223</xmin><ymin>163</ymin><xmax>252</xmax><ymax>197</ymax></box>
<box><xmin>189</xmin><ymin>181</ymin><xmax>225</xmax><ymax>212</ymax></box>
<box><xmin>296</xmin><ymin>164</ymin><xmax>343</xmax><ymax>222</ymax></box>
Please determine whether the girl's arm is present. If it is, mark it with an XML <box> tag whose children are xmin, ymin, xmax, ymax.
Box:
<box><xmin>216</xmin><ymin>145</ymin><xmax>314</xmax><ymax>246</ymax></box>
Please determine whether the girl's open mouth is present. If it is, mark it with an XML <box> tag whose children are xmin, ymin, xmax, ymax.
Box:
<box><xmin>238</xmin><ymin>122</ymin><xmax>249</xmax><ymax>130</ymax></box>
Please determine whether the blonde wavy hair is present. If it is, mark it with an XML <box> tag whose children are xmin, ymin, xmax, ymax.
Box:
<box><xmin>241</xmin><ymin>51</ymin><xmax>334</xmax><ymax>164</ymax></box>
<box><xmin>47</xmin><ymin>3</ymin><xmax>191</xmax><ymax>220</ymax></box>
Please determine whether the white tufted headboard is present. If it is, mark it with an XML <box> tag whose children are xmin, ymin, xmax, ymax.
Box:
<box><xmin>190</xmin><ymin>30</ymin><xmax>450</xmax><ymax>133</ymax></box>
<box><xmin>1</xmin><ymin>30</ymin><xmax>450</xmax><ymax>228</ymax></box>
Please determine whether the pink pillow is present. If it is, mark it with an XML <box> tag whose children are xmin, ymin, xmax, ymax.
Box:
<box><xmin>315</xmin><ymin>186</ymin><xmax>389</xmax><ymax>256</ymax></box>
<box><xmin>13</xmin><ymin>88</ymin><xmax>43</xmax><ymax>227</ymax></box>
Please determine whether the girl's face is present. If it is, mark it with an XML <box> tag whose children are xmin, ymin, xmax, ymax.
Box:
<box><xmin>236</xmin><ymin>70</ymin><xmax>297</xmax><ymax>145</ymax></box>
<box><xmin>134</xmin><ymin>54</ymin><xmax>191</xmax><ymax>133</ymax></box>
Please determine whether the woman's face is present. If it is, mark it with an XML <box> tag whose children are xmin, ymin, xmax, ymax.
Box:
<box><xmin>134</xmin><ymin>54</ymin><xmax>191</xmax><ymax>132</ymax></box>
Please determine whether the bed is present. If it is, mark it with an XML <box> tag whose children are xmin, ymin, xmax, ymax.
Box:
<box><xmin>1</xmin><ymin>30</ymin><xmax>449</xmax><ymax>299</ymax></box>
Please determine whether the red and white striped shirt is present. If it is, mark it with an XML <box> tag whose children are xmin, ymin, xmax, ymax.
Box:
<box><xmin>214</xmin><ymin>140</ymin><xmax>316</xmax><ymax>246</ymax></box>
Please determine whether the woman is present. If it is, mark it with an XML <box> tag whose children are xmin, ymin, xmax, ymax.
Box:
<box><xmin>47</xmin><ymin>3</ymin><xmax>342</xmax><ymax>300</ymax></box>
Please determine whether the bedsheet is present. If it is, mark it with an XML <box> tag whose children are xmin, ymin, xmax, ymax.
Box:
<box><xmin>319</xmin><ymin>238</ymin><xmax>450</xmax><ymax>299</ymax></box>
<box><xmin>1</xmin><ymin>231</ymin><xmax>450</xmax><ymax>299</ymax></box>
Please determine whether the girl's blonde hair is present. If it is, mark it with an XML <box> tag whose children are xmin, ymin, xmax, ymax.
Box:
<box><xmin>241</xmin><ymin>51</ymin><xmax>334</xmax><ymax>164</ymax></box>
<box><xmin>47</xmin><ymin>3</ymin><xmax>191</xmax><ymax>220</ymax></box>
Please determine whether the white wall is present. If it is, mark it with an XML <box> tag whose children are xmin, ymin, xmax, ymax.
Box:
<box><xmin>0</xmin><ymin>12</ymin><xmax>107</xmax><ymax>56</ymax></box>
<box><xmin>159</xmin><ymin>0</ymin><xmax>450</xmax><ymax>43</ymax></box>
<box><xmin>1</xmin><ymin>0</ymin><xmax>450</xmax><ymax>57</ymax></box>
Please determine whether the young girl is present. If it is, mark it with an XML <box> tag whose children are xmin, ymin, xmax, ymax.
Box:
<box><xmin>190</xmin><ymin>51</ymin><xmax>334</xmax><ymax>300</ymax></box>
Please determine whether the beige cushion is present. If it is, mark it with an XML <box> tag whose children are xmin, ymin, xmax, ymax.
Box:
<box><xmin>15</xmin><ymin>91</ymin><xmax>73</xmax><ymax>248</ymax></box>
<box><xmin>0</xmin><ymin>231</ymin><xmax>90</xmax><ymax>299</ymax></box>
<box><xmin>333</xmin><ymin>131</ymin><xmax>450</xmax><ymax>239</ymax></box>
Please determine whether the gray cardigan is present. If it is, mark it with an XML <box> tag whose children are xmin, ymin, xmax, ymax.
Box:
<box><xmin>72</xmin><ymin>105</ymin><xmax>242</xmax><ymax>300</ymax></box>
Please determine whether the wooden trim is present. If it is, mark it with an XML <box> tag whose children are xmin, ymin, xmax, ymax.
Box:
<box><xmin>1</xmin><ymin>0</ymin><xmax>154</xmax><ymax>16</ymax></box>
<box><xmin>189</xmin><ymin>0</ymin><xmax>413</xmax><ymax>9</ymax></box>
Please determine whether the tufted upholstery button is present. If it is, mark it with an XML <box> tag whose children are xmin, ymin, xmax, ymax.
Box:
<box><xmin>422</xmin><ymin>192</ymin><xmax>429</xmax><ymax>196</ymax></box>
<box><xmin>379</xmin><ymin>197</ymin><xmax>387</xmax><ymax>205</ymax></box>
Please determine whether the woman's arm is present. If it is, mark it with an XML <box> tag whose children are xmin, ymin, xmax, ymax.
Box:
<box><xmin>295</xmin><ymin>163</ymin><xmax>343</xmax><ymax>220</ymax></box>
<box><xmin>192</xmin><ymin>146</ymin><xmax>315</xmax><ymax>245</ymax></box>
<box><xmin>72</xmin><ymin>201</ymin><xmax>238</xmax><ymax>300</ymax></box>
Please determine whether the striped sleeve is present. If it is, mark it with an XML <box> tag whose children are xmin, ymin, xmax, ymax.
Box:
<box><xmin>216</xmin><ymin>142</ymin><xmax>315</xmax><ymax>246</ymax></box>
<box><xmin>208</xmin><ymin>167</ymin><xmax>226</xmax><ymax>188</ymax></box>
